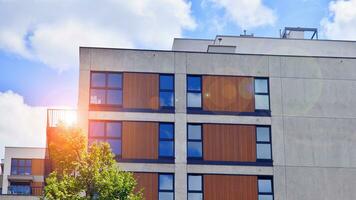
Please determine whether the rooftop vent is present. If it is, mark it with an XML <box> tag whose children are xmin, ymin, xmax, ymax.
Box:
<box><xmin>281</xmin><ymin>27</ymin><xmax>318</xmax><ymax>40</ymax></box>
<box><xmin>240</xmin><ymin>30</ymin><xmax>254</xmax><ymax>37</ymax></box>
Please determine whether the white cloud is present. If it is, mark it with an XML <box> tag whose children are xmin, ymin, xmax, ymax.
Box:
<box><xmin>321</xmin><ymin>0</ymin><xmax>356</xmax><ymax>40</ymax></box>
<box><xmin>0</xmin><ymin>91</ymin><xmax>46</xmax><ymax>159</ymax></box>
<box><xmin>208</xmin><ymin>0</ymin><xmax>277</xmax><ymax>29</ymax></box>
<box><xmin>0</xmin><ymin>0</ymin><xmax>196</xmax><ymax>71</ymax></box>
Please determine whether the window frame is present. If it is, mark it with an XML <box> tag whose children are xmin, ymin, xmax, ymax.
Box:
<box><xmin>88</xmin><ymin>120</ymin><xmax>122</xmax><ymax>159</ymax></box>
<box><xmin>258</xmin><ymin>176</ymin><xmax>274</xmax><ymax>200</ymax></box>
<box><xmin>158</xmin><ymin>173</ymin><xmax>175</xmax><ymax>200</ymax></box>
<box><xmin>10</xmin><ymin>159</ymin><xmax>32</xmax><ymax>176</ymax></box>
<box><xmin>187</xmin><ymin>123</ymin><xmax>203</xmax><ymax>160</ymax></box>
<box><xmin>159</xmin><ymin>74</ymin><xmax>175</xmax><ymax>110</ymax></box>
<box><xmin>159</xmin><ymin>122</ymin><xmax>175</xmax><ymax>159</ymax></box>
<box><xmin>187</xmin><ymin>75</ymin><xmax>203</xmax><ymax>110</ymax></box>
<box><xmin>187</xmin><ymin>174</ymin><xmax>204</xmax><ymax>200</ymax></box>
<box><xmin>256</xmin><ymin>126</ymin><xmax>273</xmax><ymax>162</ymax></box>
<box><xmin>254</xmin><ymin>77</ymin><xmax>270</xmax><ymax>111</ymax></box>
<box><xmin>90</xmin><ymin>71</ymin><xmax>123</xmax><ymax>106</ymax></box>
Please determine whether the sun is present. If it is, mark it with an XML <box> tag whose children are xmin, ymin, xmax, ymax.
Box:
<box><xmin>62</xmin><ymin>111</ymin><xmax>77</xmax><ymax>126</ymax></box>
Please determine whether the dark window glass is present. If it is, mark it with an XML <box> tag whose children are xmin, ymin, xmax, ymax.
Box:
<box><xmin>106</xmin><ymin>122</ymin><xmax>122</xmax><ymax>137</ymax></box>
<box><xmin>89</xmin><ymin>121</ymin><xmax>105</xmax><ymax>137</ymax></box>
<box><xmin>258</xmin><ymin>177</ymin><xmax>273</xmax><ymax>200</ymax></box>
<box><xmin>188</xmin><ymin>124</ymin><xmax>202</xmax><ymax>159</ymax></box>
<box><xmin>91</xmin><ymin>73</ymin><xmax>106</xmax><ymax>87</ymax></box>
<box><xmin>159</xmin><ymin>123</ymin><xmax>174</xmax><ymax>158</ymax></box>
<box><xmin>159</xmin><ymin>192</ymin><xmax>174</xmax><ymax>200</ymax></box>
<box><xmin>107</xmin><ymin>139</ymin><xmax>122</xmax><ymax>155</ymax></box>
<box><xmin>254</xmin><ymin>78</ymin><xmax>270</xmax><ymax>110</ymax></box>
<box><xmin>188</xmin><ymin>175</ymin><xmax>203</xmax><ymax>200</ymax></box>
<box><xmin>159</xmin><ymin>174</ymin><xmax>174</xmax><ymax>190</ymax></box>
<box><xmin>108</xmin><ymin>73</ymin><xmax>122</xmax><ymax>88</ymax></box>
<box><xmin>187</xmin><ymin>76</ymin><xmax>201</xmax><ymax>91</ymax></box>
<box><xmin>160</xmin><ymin>75</ymin><xmax>174</xmax><ymax>90</ymax></box>
<box><xmin>160</xmin><ymin>91</ymin><xmax>174</xmax><ymax>107</ymax></box>
<box><xmin>11</xmin><ymin>159</ymin><xmax>31</xmax><ymax>175</ymax></box>
<box><xmin>90</xmin><ymin>72</ymin><xmax>123</xmax><ymax>106</ymax></box>
<box><xmin>160</xmin><ymin>75</ymin><xmax>174</xmax><ymax>108</ymax></box>
<box><xmin>8</xmin><ymin>184</ymin><xmax>31</xmax><ymax>195</ymax></box>
<box><xmin>256</xmin><ymin>126</ymin><xmax>272</xmax><ymax>160</ymax></box>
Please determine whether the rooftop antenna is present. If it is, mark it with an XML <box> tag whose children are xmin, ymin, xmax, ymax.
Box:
<box><xmin>218</xmin><ymin>38</ymin><xmax>222</xmax><ymax>45</ymax></box>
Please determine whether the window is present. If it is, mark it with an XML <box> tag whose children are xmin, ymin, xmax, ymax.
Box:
<box><xmin>188</xmin><ymin>175</ymin><xmax>203</xmax><ymax>200</ymax></box>
<box><xmin>187</xmin><ymin>76</ymin><xmax>202</xmax><ymax>109</ymax></box>
<box><xmin>159</xmin><ymin>123</ymin><xmax>174</xmax><ymax>158</ymax></box>
<box><xmin>90</xmin><ymin>72</ymin><xmax>123</xmax><ymax>105</ymax></box>
<box><xmin>258</xmin><ymin>177</ymin><xmax>274</xmax><ymax>200</ymax></box>
<box><xmin>160</xmin><ymin>74</ymin><xmax>175</xmax><ymax>109</ymax></box>
<box><xmin>256</xmin><ymin>126</ymin><xmax>272</xmax><ymax>160</ymax></box>
<box><xmin>89</xmin><ymin>121</ymin><xmax>122</xmax><ymax>157</ymax></box>
<box><xmin>159</xmin><ymin>174</ymin><xmax>174</xmax><ymax>200</ymax></box>
<box><xmin>254</xmin><ymin>78</ymin><xmax>270</xmax><ymax>110</ymax></box>
<box><xmin>11</xmin><ymin>159</ymin><xmax>31</xmax><ymax>175</ymax></box>
<box><xmin>187</xmin><ymin>124</ymin><xmax>203</xmax><ymax>159</ymax></box>
<box><xmin>8</xmin><ymin>183</ymin><xmax>31</xmax><ymax>195</ymax></box>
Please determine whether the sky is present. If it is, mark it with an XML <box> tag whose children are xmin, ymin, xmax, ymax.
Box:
<box><xmin>0</xmin><ymin>0</ymin><xmax>356</xmax><ymax>159</ymax></box>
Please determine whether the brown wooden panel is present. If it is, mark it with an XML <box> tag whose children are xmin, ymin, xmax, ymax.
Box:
<box><xmin>202</xmin><ymin>76</ymin><xmax>254</xmax><ymax>112</ymax></box>
<box><xmin>134</xmin><ymin>173</ymin><xmax>158</xmax><ymax>200</ymax></box>
<box><xmin>123</xmin><ymin>73</ymin><xmax>159</xmax><ymax>110</ymax></box>
<box><xmin>31</xmin><ymin>182</ymin><xmax>44</xmax><ymax>196</ymax></box>
<box><xmin>204</xmin><ymin>175</ymin><xmax>258</xmax><ymax>200</ymax></box>
<box><xmin>203</xmin><ymin>124</ymin><xmax>256</xmax><ymax>162</ymax></box>
<box><xmin>122</xmin><ymin>122</ymin><xmax>158</xmax><ymax>159</ymax></box>
<box><xmin>31</xmin><ymin>159</ymin><xmax>45</xmax><ymax>176</ymax></box>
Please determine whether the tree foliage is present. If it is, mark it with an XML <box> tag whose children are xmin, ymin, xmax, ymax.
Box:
<box><xmin>44</xmin><ymin>125</ymin><xmax>142</xmax><ymax>200</ymax></box>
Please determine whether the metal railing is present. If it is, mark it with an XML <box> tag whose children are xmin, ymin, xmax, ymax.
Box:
<box><xmin>47</xmin><ymin>109</ymin><xmax>77</xmax><ymax>128</ymax></box>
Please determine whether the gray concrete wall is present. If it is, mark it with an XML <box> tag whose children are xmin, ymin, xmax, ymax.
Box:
<box><xmin>79</xmin><ymin>47</ymin><xmax>356</xmax><ymax>200</ymax></box>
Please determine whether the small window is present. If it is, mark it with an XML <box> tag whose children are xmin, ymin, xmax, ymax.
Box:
<box><xmin>187</xmin><ymin>76</ymin><xmax>202</xmax><ymax>109</ymax></box>
<box><xmin>90</xmin><ymin>72</ymin><xmax>123</xmax><ymax>106</ymax></box>
<box><xmin>11</xmin><ymin>159</ymin><xmax>31</xmax><ymax>175</ymax></box>
<box><xmin>187</xmin><ymin>124</ymin><xmax>202</xmax><ymax>159</ymax></box>
<box><xmin>159</xmin><ymin>123</ymin><xmax>174</xmax><ymax>158</ymax></box>
<box><xmin>256</xmin><ymin>126</ymin><xmax>272</xmax><ymax>160</ymax></box>
<box><xmin>89</xmin><ymin>121</ymin><xmax>122</xmax><ymax>158</ymax></box>
<box><xmin>159</xmin><ymin>174</ymin><xmax>174</xmax><ymax>200</ymax></box>
<box><xmin>160</xmin><ymin>74</ymin><xmax>175</xmax><ymax>108</ymax></box>
<box><xmin>188</xmin><ymin>175</ymin><xmax>203</xmax><ymax>200</ymax></box>
<box><xmin>254</xmin><ymin>78</ymin><xmax>270</xmax><ymax>110</ymax></box>
<box><xmin>258</xmin><ymin>177</ymin><xmax>274</xmax><ymax>200</ymax></box>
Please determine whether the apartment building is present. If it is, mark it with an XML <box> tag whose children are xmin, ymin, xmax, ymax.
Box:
<box><xmin>77</xmin><ymin>27</ymin><xmax>356</xmax><ymax>200</ymax></box>
<box><xmin>1</xmin><ymin>147</ymin><xmax>45</xmax><ymax>197</ymax></box>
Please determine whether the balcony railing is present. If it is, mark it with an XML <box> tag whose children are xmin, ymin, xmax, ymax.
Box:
<box><xmin>8</xmin><ymin>185</ymin><xmax>43</xmax><ymax>196</ymax></box>
<box><xmin>47</xmin><ymin>109</ymin><xmax>77</xmax><ymax>128</ymax></box>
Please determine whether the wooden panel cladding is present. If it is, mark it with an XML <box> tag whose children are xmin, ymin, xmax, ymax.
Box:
<box><xmin>31</xmin><ymin>182</ymin><xmax>44</xmax><ymax>196</ymax></box>
<box><xmin>122</xmin><ymin>122</ymin><xmax>158</xmax><ymax>159</ymax></box>
<box><xmin>203</xmin><ymin>124</ymin><xmax>256</xmax><ymax>162</ymax></box>
<box><xmin>204</xmin><ymin>175</ymin><xmax>258</xmax><ymax>200</ymax></box>
<box><xmin>202</xmin><ymin>75</ymin><xmax>254</xmax><ymax>112</ymax></box>
<box><xmin>134</xmin><ymin>173</ymin><xmax>158</xmax><ymax>200</ymax></box>
<box><xmin>31</xmin><ymin>159</ymin><xmax>45</xmax><ymax>176</ymax></box>
<box><xmin>123</xmin><ymin>73</ymin><xmax>159</xmax><ymax>110</ymax></box>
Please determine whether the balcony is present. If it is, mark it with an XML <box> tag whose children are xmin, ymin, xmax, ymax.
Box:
<box><xmin>47</xmin><ymin>109</ymin><xmax>77</xmax><ymax>128</ymax></box>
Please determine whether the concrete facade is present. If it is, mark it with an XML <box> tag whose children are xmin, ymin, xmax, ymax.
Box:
<box><xmin>79</xmin><ymin>34</ymin><xmax>356</xmax><ymax>200</ymax></box>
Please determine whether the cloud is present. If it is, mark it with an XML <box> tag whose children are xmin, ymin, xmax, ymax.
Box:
<box><xmin>207</xmin><ymin>0</ymin><xmax>277</xmax><ymax>29</ymax></box>
<box><xmin>321</xmin><ymin>0</ymin><xmax>356</xmax><ymax>40</ymax></box>
<box><xmin>0</xmin><ymin>0</ymin><xmax>196</xmax><ymax>71</ymax></box>
<box><xmin>0</xmin><ymin>91</ymin><xmax>46</xmax><ymax>159</ymax></box>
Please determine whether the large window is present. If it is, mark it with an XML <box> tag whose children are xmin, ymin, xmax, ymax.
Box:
<box><xmin>160</xmin><ymin>74</ymin><xmax>174</xmax><ymax>109</ymax></box>
<box><xmin>89</xmin><ymin>121</ymin><xmax>122</xmax><ymax>157</ymax></box>
<box><xmin>8</xmin><ymin>183</ymin><xmax>31</xmax><ymax>195</ymax></box>
<box><xmin>159</xmin><ymin>174</ymin><xmax>174</xmax><ymax>200</ymax></box>
<box><xmin>159</xmin><ymin>123</ymin><xmax>174</xmax><ymax>158</ymax></box>
<box><xmin>256</xmin><ymin>126</ymin><xmax>272</xmax><ymax>161</ymax></box>
<box><xmin>254</xmin><ymin>78</ymin><xmax>270</xmax><ymax>110</ymax></box>
<box><xmin>187</xmin><ymin>124</ymin><xmax>203</xmax><ymax>159</ymax></box>
<box><xmin>188</xmin><ymin>174</ymin><xmax>203</xmax><ymax>200</ymax></box>
<box><xmin>90</xmin><ymin>72</ymin><xmax>123</xmax><ymax>105</ymax></box>
<box><xmin>258</xmin><ymin>177</ymin><xmax>274</xmax><ymax>200</ymax></box>
<box><xmin>187</xmin><ymin>76</ymin><xmax>202</xmax><ymax>109</ymax></box>
<box><xmin>11</xmin><ymin>159</ymin><xmax>31</xmax><ymax>175</ymax></box>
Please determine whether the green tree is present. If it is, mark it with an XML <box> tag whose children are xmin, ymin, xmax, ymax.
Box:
<box><xmin>44</xmin><ymin>125</ymin><xmax>142</xmax><ymax>200</ymax></box>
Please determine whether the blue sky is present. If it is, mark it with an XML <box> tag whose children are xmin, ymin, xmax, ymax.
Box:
<box><xmin>0</xmin><ymin>0</ymin><xmax>355</xmax><ymax>158</ymax></box>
